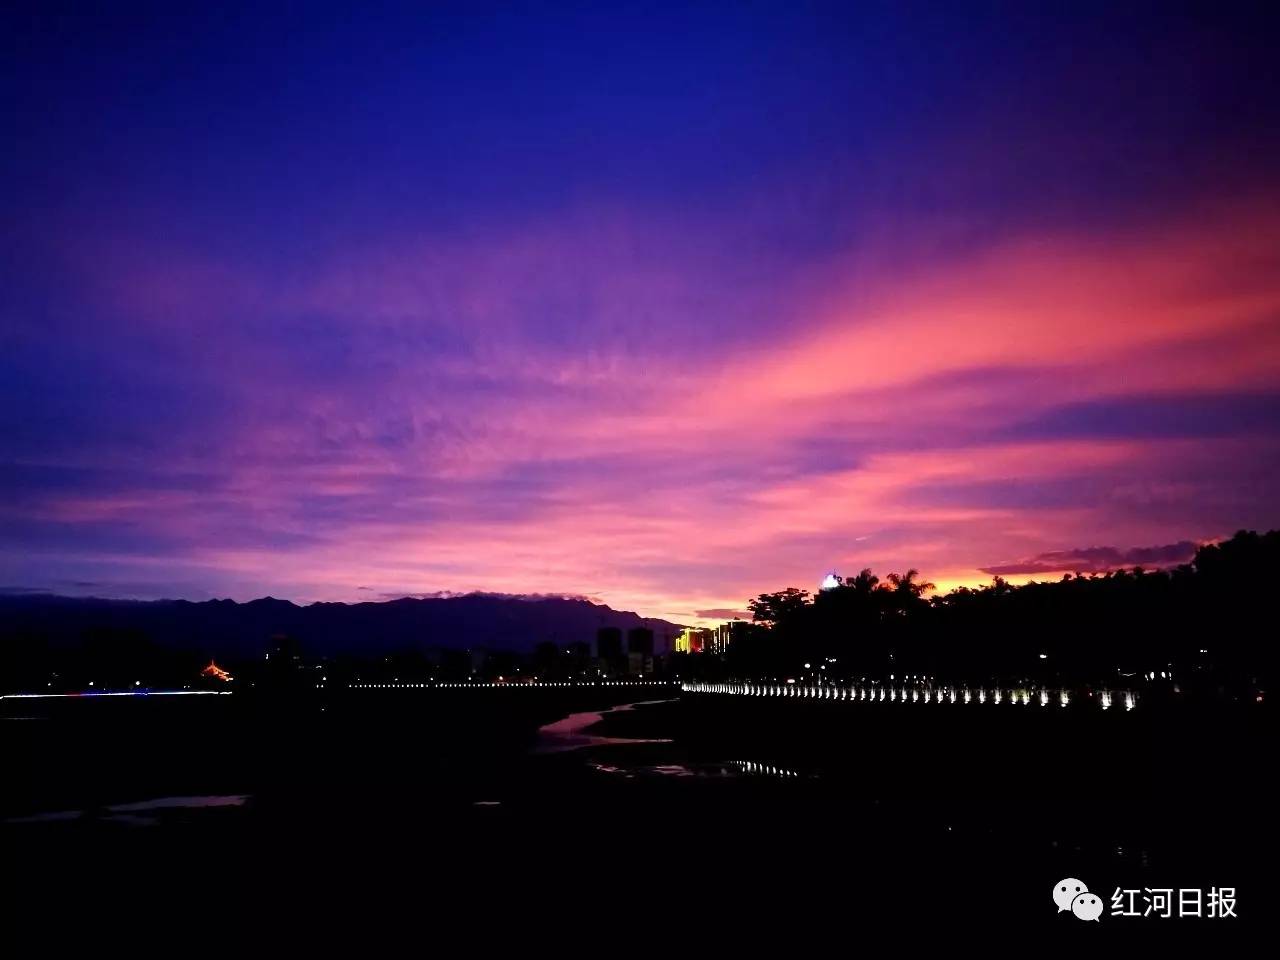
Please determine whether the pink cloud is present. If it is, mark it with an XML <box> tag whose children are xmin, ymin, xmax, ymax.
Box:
<box><xmin>11</xmin><ymin>197</ymin><xmax>1280</xmax><ymax>623</ymax></box>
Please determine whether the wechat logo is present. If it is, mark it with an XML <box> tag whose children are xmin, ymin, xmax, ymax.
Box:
<box><xmin>1054</xmin><ymin>878</ymin><xmax>1102</xmax><ymax>921</ymax></box>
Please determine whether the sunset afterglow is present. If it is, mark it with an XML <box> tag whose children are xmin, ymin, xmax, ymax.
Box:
<box><xmin>4</xmin><ymin>5</ymin><xmax>1278</xmax><ymax>625</ymax></box>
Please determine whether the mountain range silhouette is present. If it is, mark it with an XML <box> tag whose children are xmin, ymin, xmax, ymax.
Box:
<box><xmin>0</xmin><ymin>592</ymin><xmax>686</xmax><ymax>659</ymax></box>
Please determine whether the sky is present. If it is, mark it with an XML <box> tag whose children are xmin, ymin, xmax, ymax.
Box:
<box><xmin>3</xmin><ymin>2</ymin><xmax>1279</xmax><ymax>624</ymax></box>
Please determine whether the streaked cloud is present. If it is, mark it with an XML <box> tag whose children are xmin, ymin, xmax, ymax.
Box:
<box><xmin>980</xmin><ymin>541</ymin><xmax>1201</xmax><ymax>577</ymax></box>
<box><xmin>3</xmin><ymin>5</ymin><xmax>1279</xmax><ymax>624</ymax></box>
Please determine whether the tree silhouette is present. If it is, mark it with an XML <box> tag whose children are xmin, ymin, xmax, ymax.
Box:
<box><xmin>691</xmin><ymin>530</ymin><xmax>1277</xmax><ymax>693</ymax></box>
<box><xmin>885</xmin><ymin>568</ymin><xmax>934</xmax><ymax>597</ymax></box>
<box><xmin>748</xmin><ymin>588</ymin><xmax>811</xmax><ymax>628</ymax></box>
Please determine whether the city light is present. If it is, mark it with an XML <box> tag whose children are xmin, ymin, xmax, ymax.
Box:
<box><xmin>0</xmin><ymin>690</ymin><xmax>231</xmax><ymax>700</ymax></box>
<box><xmin>678</xmin><ymin>681</ymin><xmax>1135</xmax><ymax>712</ymax></box>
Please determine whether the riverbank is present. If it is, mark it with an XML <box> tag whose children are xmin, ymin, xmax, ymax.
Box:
<box><xmin>3</xmin><ymin>691</ymin><xmax>1266</xmax><ymax>942</ymax></box>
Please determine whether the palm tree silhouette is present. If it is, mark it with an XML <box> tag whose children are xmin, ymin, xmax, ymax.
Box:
<box><xmin>885</xmin><ymin>568</ymin><xmax>935</xmax><ymax>598</ymax></box>
<box><xmin>847</xmin><ymin>568</ymin><xmax>880</xmax><ymax>595</ymax></box>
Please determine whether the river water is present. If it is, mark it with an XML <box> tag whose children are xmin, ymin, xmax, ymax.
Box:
<box><xmin>2</xmin><ymin>690</ymin><xmax>1264</xmax><ymax>937</ymax></box>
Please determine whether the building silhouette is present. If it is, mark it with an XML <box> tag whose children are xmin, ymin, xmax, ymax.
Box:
<box><xmin>711</xmin><ymin>620</ymin><xmax>750</xmax><ymax>654</ymax></box>
<box><xmin>626</xmin><ymin>627</ymin><xmax>654</xmax><ymax>656</ymax></box>
<box><xmin>596</xmin><ymin>627</ymin><xmax>623</xmax><ymax>659</ymax></box>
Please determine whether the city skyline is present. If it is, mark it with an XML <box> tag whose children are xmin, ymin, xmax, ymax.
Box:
<box><xmin>4</xmin><ymin>4</ymin><xmax>1280</xmax><ymax>626</ymax></box>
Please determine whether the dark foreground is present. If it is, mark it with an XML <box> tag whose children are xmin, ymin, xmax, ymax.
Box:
<box><xmin>3</xmin><ymin>688</ymin><xmax>1269</xmax><ymax>944</ymax></box>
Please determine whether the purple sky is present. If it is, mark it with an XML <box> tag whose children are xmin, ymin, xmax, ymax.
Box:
<box><xmin>3</xmin><ymin>3</ymin><xmax>1279</xmax><ymax>623</ymax></box>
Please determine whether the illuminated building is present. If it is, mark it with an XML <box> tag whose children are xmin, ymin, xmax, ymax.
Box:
<box><xmin>674</xmin><ymin>627</ymin><xmax>710</xmax><ymax>654</ymax></box>
<box><xmin>200</xmin><ymin>660</ymin><xmax>233</xmax><ymax>682</ymax></box>
<box><xmin>709</xmin><ymin>620</ymin><xmax>751</xmax><ymax>654</ymax></box>
<box><xmin>675</xmin><ymin>622</ymin><xmax>750</xmax><ymax>655</ymax></box>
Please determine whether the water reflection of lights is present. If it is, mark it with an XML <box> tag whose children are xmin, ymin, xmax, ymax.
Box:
<box><xmin>733</xmin><ymin>760</ymin><xmax>800</xmax><ymax>779</ymax></box>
